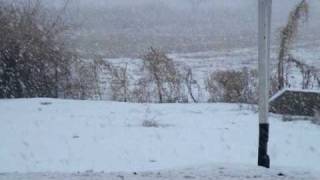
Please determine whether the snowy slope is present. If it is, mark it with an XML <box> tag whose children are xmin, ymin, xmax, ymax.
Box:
<box><xmin>0</xmin><ymin>99</ymin><xmax>320</xmax><ymax>178</ymax></box>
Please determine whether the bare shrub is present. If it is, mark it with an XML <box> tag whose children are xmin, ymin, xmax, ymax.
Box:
<box><xmin>140</xmin><ymin>47</ymin><xmax>186</xmax><ymax>103</ymax></box>
<box><xmin>64</xmin><ymin>58</ymin><xmax>102</xmax><ymax>100</ymax></box>
<box><xmin>205</xmin><ymin>72</ymin><xmax>224</xmax><ymax>102</ymax></box>
<box><xmin>287</xmin><ymin>56</ymin><xmax>320</xmax><ymax>89</ymax></box>
<box><xmin>277</xmin><ymin>0</ymin><xmax>309</xmax><ymax>90</ymax></box>
<box><xmin>205</xmin><ymin>68</ymin><xmax>258</xmax><ymax>104</ymax></box>
<box><xmin>214</xmin><ymin>70</ymin><xmax>245</xmax><ymax>103</ymax></box>
<box><xmin>65</xmin><ymin>55</ymin><xmax>133</xmax><ymax>101</ymax></box>
<box><xmin>108</xmin><ymin>63</ymin><xmax>130</xmax><ymax>102</ymax></box>
<box><xmin>184</xmin><ymin>67</ymin><xmax>201</xmax><ymax>103</ymax></box>
<box><xmin>142</xmin><ymin>120</ymin><xmax>160</xmax><ymax>128</ymax></box>
<box><xmin>276</xmin><ymin>1</ymin><xmax>320</xmax><ymax>91</ymax></box>
<box><xmin>131</xmin><ymin>77</ymin><xmax>153</xmax><ymax>103</ymax></box>
<box><xmin>141</xmin><ymin>106</ymin><xmax>159</xmax><ymax>128</ymax></box>
<box><xmin>0</xmin><ymin>0</ymin><xmax>75</xmax><ymax>98</ymax></box>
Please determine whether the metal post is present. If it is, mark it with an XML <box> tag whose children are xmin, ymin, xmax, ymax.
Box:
<box><xmin>258</xmin><ymin>0</ymin><xmax>272</xmax><ymax>168</ymax></box>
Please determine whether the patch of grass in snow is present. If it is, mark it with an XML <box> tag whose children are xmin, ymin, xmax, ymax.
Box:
<box><xmin>40</xmin><ymin>101</ymin><xmax>52</xmax><ymax>106</ymax></box>
<box><xmin>142</xmin><ymin>120</ymin><xmax>160</xmax><ymax>128</ymax></box>
<box><xmin>141</xmin><ymin>106</ymin><xmax>171</xmax><ymax>128</ymax></box>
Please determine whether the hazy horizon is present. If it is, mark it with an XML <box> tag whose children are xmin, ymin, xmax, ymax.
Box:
<box><xmin>42</xmin><ymin>0</ymin><xmax>320</xmax><ymax>57</ymax></box>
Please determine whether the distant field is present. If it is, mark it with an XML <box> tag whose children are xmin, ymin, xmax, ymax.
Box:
<box><xmin>67</xmin><ymin>0</ymin><xmax>320</xmax><ymax>58</ymax></box>
<box><xmin>100</xmin><ymin>41</ymin><xmax>320</xmax><ymax>102</ymax></box>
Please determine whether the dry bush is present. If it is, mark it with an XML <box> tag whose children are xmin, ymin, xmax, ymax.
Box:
<box><xmin>69</xmin><ymin>57</ymin><xmax>131</xmax><ymax>101</ymax></box>
<box><xmin>141</xmin><ymin>106</ymin><xmax>158</xmax><ymax>128</ymax></box>
<box><xmin>108</xmin><ymin>63</ymin><xmax>130</xmax><ymax>102</ymax></box>
<box><xmin>131</xmin><ymin>77</ymin><xmax>153</xmax><ymax>103</ymax></box>
<box><xmin>277</xmin><ymin>0</ymin><xmax>320</xmax><ymax>91</ymax></box>
<box><xmin>0</xmin><ymin>0</ymin><xmax>75</xmax><ymax>98</ymax></box>
<box><xmin>142</xmin><ymin>120</ymin><xmax>160</xmax><ymax>128</ymax></box>
<box><xmin>206</xmin><ymin>68</ymin><xmax>258</xmax><ymax>104</ymax></box>
<box><xmin>140</xmin><ymin>47</ymin><xmax>186</xmax><ymax>103</ymax></box>
<box><xmin>64</xmin><ymin>58</ymin><xmax>103</xmax><ymax>100</ymax></box>
<box><xmin>184</xmin><ymin>66</ymin><xmax>201</xmax><ymax>103</ymax></box>
<box><xmin>287</xmin><ymin>56</ymin><xmax>320</xmax><ymax>89</ymax></box>
<box><xmin>205</xmin><ymin>72</ymin><xmax>224</xmax><ymax>102</ymax></box>
<box><xmin>277</xmin><ymin>0</ymin><xmax>309</xmax><ymax>90</ymax></box>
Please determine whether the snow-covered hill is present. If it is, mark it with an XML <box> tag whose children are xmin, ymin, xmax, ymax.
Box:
<box><xmin>0</xmin><ymin>99</ymin><xmax>319</xmax><ymax>179</ymax></box>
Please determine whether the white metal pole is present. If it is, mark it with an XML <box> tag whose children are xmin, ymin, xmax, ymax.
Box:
<box><xmin>258</xmin><ymin>0</ymin><xmax>272</xmax><ymax>168</ymax></box>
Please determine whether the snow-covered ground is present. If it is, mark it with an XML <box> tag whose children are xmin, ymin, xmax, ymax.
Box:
<box><xmin>0</xmin><ymin>99</ymin><xmax>320</xmax><ymax>179</ymax></box>
<box><xmin>1</xmin><ymin>165</ymin><xmax>319</xmax><ymax>180</ymax></box>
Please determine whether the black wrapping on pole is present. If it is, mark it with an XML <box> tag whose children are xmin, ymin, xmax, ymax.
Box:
<box><xmin>258</xmin><ymin>123</ymin><xmax>270</xmax><ymax>168</ymax></box>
